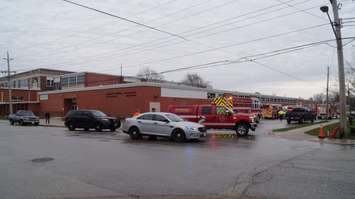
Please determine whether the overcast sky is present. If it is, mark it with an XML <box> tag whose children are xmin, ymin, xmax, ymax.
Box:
<box><xmin>1</xmin><ymin>0</ymin><xmax>354</xmax><ymax>98</ymax></box>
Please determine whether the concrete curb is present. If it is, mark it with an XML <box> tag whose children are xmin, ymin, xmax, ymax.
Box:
<box><xmin>39</xmin><ymin>124</ymin><xmax>65</xmax><ymax>128</ymax></box>
<box><xmin>272</xmin><ymin>120</ymin><xmax>355</xmax><ymax>145</ymax></box>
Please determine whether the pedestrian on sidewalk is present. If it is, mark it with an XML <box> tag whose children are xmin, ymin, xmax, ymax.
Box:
<box><xmin>45</xmin><ymin>112</ymin><xmax>50</xmax><ymax>124</ymax></box>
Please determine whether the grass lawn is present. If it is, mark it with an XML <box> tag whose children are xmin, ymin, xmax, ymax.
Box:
<box><xmin>305</xmin><ymin>122</ymin><xmax>355</xmax><ymax>140</ymax></box>
<box><xmin>273</xmin><ymin>120</ymin><xmax>328</xmax><ymax>132</ymax></box>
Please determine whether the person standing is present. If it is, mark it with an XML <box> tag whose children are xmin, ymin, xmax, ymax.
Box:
<box><xmin>132</xmin><ymin>109</ymin><xmax>141</xmax><ymax>117</ymax></box>
<box><xmin>45</xmin><ymin>112</ymin><xmax>50</xmax><ymax>124</ymax></box>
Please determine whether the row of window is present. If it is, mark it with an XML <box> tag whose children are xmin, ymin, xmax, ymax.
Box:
<box><xmin>61</xmin><ymin>74</ymin><xmax>85</xmax><ymax>88</ymax></box>
<box><xmin>0</xmin><ymin>79</ymin><xmax>39</xmax><ymax>89</ymax></box>
<box><xmin>260</xmin><ymin>97</ymin><xmax>297</xmax><ymax>104</ymax></box>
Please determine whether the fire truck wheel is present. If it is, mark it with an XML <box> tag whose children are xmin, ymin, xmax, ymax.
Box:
<box><xmin>172</xmin><ymin>129</ymin><xmax>186</xmax><ymax>142</ymax></box>
<box><xmin>236</xmin><ymin>123</ymin><xmax>249</xmax><ymax>136</ymax></box>
<box><xmin>129</xmin><ymin>127</ymin><xmax>141</xmax><ymax>140</ymax></box>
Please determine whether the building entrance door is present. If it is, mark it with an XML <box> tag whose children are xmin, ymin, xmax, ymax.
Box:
<box><xmin>149</xmin><ymin>102</ymin><xmax>160</xmax><ymax>112</ymax></box>
<box><xmin>64</xmin><ymin>98</ymin><xmax>77</xmax><ymax>115</ymax></box>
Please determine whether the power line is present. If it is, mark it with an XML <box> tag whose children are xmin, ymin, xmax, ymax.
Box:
<box><xmin>100</xmin><ymin>0</ymin><xmax>309</xmax><ymax>58</ymax></box>
<box><xmin>251</xmin><ymin>60</ymin><xmax>304</xmax><ymax>81</ymax></box>
<box><xmin>88</xmin><ymin>1</ymin><xmax>321</xmax><ymax>62</ymax></box>
<box><xmin>131</xmin><ymin>22</ymin><xmax>329</xmax><ymax>67</ymax></box>
<box><xmin>17</xmin><ymin>0</ymin><xmax>180</xmax><ymax>52</ymax></box>
<box><xmin>17</xmin><ymin>0</ymin><xmax>303</xmax><ymax>60</ymax></box>
<box><xmin>157</xmin><ymin>37</ymin><xmax>355</xmax><ymax>74</ymax></box>
<box><xmin>17</xmin><ymin>0</ymin><xmax>315</xmax><ymax>70</ymax></box>
<box><xmin>274</xmin><ymin>0</ymin><xmax>327</xmax><ymax>21</ymax></box>
<box><xmin>61</xmin><ymin>0</ymin><xmax>187</xmax><ymax>41</ymax></box>
<box><xmin>16</xmin><ymin>0</ymin><xmax>231</xmax><ymax>58</ymax></box>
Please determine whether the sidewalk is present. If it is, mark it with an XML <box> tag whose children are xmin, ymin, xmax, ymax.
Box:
<box><xmin>272</xmin><ymin>120</ymin><xmax>355</xmax><ymax>145</ymax></box>
<box><xmin>39</xmin><ymin>117</ymin><xmax>65</xmax><ymax>127</ymax></box>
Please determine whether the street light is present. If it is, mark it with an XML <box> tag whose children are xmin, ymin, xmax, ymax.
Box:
<box><xmin>320</xmin><ymin>6</ymin><xmax>329</xmax><ymax>13</ymax></box>
<box><xmin>320</xmin><ymin>6</ymin><xmax>338</xmax><ymax>38</ymax></box>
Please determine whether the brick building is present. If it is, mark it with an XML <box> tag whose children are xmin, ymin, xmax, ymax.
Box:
<box><xmin>38</xmin><ymin>82</ymin><xmax>228</xmax><ymax>118</ymax></box>
<box><xmin>0</xmin><ymin>68</ymin><xmax>124</xmax><ymax>116</ymax></box>
<box><xmin>0</xmin><ymin>68</ymin><xmax>314</xmax><ymax>118</ymax></box>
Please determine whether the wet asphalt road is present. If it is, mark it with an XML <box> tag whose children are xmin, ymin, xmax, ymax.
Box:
<box><xmin>0</xmin><ymin>120</ymin><xmax>354</xmax><ymax>199</ymax></box>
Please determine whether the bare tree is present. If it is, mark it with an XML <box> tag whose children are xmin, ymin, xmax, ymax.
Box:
<box><xmin>136</xmin><ymin>67</ymin><xmax>164</xmax><ymax>82</ymax></box>
<box><xmin>312</xmin><ymin>93</ymin><xmax>326</xmax><ymax>103</ymax></box>
<box><xmin>181</xmin><ymin>73</ymin><xmax>212</xmax><ymax>88</ymax></box>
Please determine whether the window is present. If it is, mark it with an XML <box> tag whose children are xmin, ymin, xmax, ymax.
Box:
<box><xmin>12</xmin><ymin>96</ymin><xmax>23</xmax><ymax>102</ymax></box>
<box><xmin>47</xmin><ymin>79</ymin><xmax>54</xmax><ymax>87</ymax></box>
<box><xmin>77</xmin><ymin>74</ymin><xmax>85</xmax><ymax>84</ymax></box>
<box><xmin>69</xmin><ymin>76</ymin><xmax>76</xmax><ymax>85</ymax></box>
<box><xmin>201</xmin><ymin>106</ymin><xmax>212</xmax><ymax>115</ymax></box>
<box><xmin>137</xmin><ymin>114</ymin><xmax>153</xmax><ymax>120</ymax></box>
<box><xmin>61</xmin><ymin>74</ymin><xmax>85</xmax><ymax>89</ymax></box>
<box><xmin>165</xmin><ymin>113</ymin><xmax>184</xmax><ymax>122</ymax></box>
<box><xmin>91</xmin><ymin>111</ymin><xmax>107</xmax><ymax>117</ymax></box>
<box><xmin>153</xmin><ymin>114</ymin><xmax>168</xmax><ymax>122</ymax></box>
<box><xmin>17</xmin><ymin>111</ymin><xmax>34</xmax><ymax>116</ymax></box>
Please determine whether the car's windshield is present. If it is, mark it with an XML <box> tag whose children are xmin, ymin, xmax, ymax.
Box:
<box><xmin>18</xmin><ymin>111</ymin><xmax>34</xmax><ymax>116</ymax></box>
<box><xmin>165</xmin><ymin>113</ymin><xmax>184</xmax><ymax>122</ymax></box>
<box><xmin>91</xmin><ymin>111</ymin><xmax>107</xmax><ymax>117</ymax></box>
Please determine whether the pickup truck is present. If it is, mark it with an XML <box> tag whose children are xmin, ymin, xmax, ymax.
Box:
<box><xmin>286</xmin><ymin>107</ymin><xmax>316</xmax><ymax>124</ymax></box>
<box><xmin>168</xmin><ymin>104</ymin><xmax>256</xmax><ymax>136</ymax></box>
<box><xmin>8</xmin><ymin>110</ymin><xmax>40</xmax><ymax>126</ymax></box>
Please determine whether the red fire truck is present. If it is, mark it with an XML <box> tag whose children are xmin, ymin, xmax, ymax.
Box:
<box><xmin>168</xmin><ymin>104</ymin><xmax>256</xmax><ymax>136</ymax></box>
<box><xmin>232</xmin><ymin>96</ymin><xmax>262</xmax><ymax>122</ymax></box>
<box><xmin>316</xmin><ymin>103</ymin><xmax>338</xmax><ymax>119</ymax></box>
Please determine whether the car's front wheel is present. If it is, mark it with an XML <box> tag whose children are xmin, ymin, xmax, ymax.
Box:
<box><xmin>236</xmin><ymin>123</ymin><xmax>249</xmax><ymax>136</ymax></box>
<box><xmin>19</xmin><ymin>120</ymin><xmax>24</xmax><ymax>126</ymax></box>
<box><xmin>129</xmin><ymin>127</ymin><xmax>141</xmax><ymax>140</ymax></box>
<box><xmin>95</xmin><ymin>124</ymin><xmax>102</xmax><ymax>132</ymax></box>
<box><xmin>67</xmin><ymin>123</ymin><xmax>75</xmax><ymax>131</ymax></box>
<box><xmin>171</xmin><ymin>129</ymin><xmax>186</xmax><ymax>142</ymax></box>
<box><xmin>9</xmin><ymin>120</ymin><xmax>14</xmax><ymax>125</ymax></box>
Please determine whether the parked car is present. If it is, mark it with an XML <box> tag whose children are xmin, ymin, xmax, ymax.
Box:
<box><xmin>286</xmin><ymin>107</ymin><xmax>316</xmax><ymax>124</ymax></box>
<box><xmin>122</xmin><ymin>112</ymin><xmax>207</xmax><ymax>142</ymax></box>
<box><xmin>64</xmin><ymin>109</ymin><xmax>120</xmax><ymax>132</ymax></box>
<box><xmin>8</xmin><ymin>110</ymin><xmax>39</xmax><ymax>126</ymax></box>
<box><xmin>168</xmin><ymin>104</ymin><xmax>256</xmax><ymax>136</ymax></box>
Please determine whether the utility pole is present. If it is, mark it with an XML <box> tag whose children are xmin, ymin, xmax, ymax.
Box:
<box><xmin>2</xmin><ymin>51</ymin><xmax>14</xmax><ymax>115</ymax></box>
<box><xmin>120</xmin><ymin>64</ymin><xmax>123</xmax><ymax>82</ymax></box>
<box><xmin>331</xmin><ymin>0</ymin><xmax>347</xmax><ymax>136</ymax></box>
<box><xmin>321</xmin><ymin>0</ymin><xmax>347</xmax><ymax>136</ymax></box>
<box><xmin>348</xmin><ymin>82</ymin><xmax>351</xmax><ymax>113</ymax></box>
<box><xmin>326</xmin><ymin>66</ymin><xmax>330</xmax><ymax>119</ymax></box>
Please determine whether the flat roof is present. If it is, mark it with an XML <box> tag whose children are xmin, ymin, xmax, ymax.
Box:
<box><xmin>39</xmin><ymin>82</ymin><xmax>230</xmax><ymax>95</ymax></box>
<box><xmin>38</xmin><ymin>81</ymin><xmax>304</xmax><ymax>101</ymax></box>
<box><xmin>0</xmin><ymin>68</ymin><xmax>74</xmax><ymax>81</ymax></box>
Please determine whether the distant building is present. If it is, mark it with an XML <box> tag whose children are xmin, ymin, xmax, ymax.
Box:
<box><xmin>0</xmin><ymin>68</ymin><xmax>314</xmax><ymax>117</ymax></box>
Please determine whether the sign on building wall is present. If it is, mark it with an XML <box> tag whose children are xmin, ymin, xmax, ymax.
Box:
<box><xmin>161</xmin><ymin>88</ymin><xmax>207</xmax><ymax>99</ymax></box>
<box><xmin>39</xmin><ymin>94</ymin><xmax>48</xmax><ymax>101</ymax></box>
<box><xmin>207</xmin><ymin>92</ymin><xmax>224</xmax><ymax>99</ymax></box>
